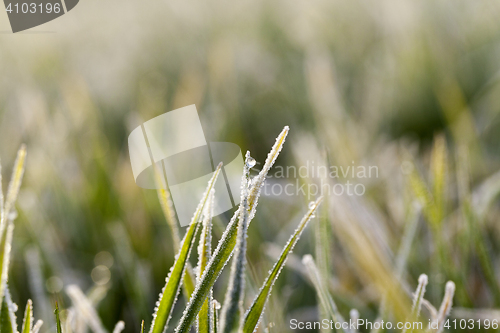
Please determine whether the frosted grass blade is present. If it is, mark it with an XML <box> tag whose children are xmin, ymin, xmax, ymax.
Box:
<box><xmin>113</xmin><ymin>321</ymin><xmax>125</xmax><ymax>333</ymax></box>
<box><xmin>66</xmin><ymin>285</ymin><xmax>107</xmax><ymax>333</ymax></box>
<box><xmin>22</xmin><ymin>300</ymin><xmax>34</xmax><ymax>333</ymax></box>
<box><xmin>197</xmin><ymin>190</ymin><xmax>215</xmax><ymax>333</ymax></box>
<box><xmin>150</xmin><ymin>163</ymin><xmax>222</xmax><ymax>333</ymax></box>
<box><xmin>242</xmin><ymin>197</ymin><xmax>323</xmax><ymax>333</ymax></box>
<box><xmin>302</xmin><ymin>255</ymin><xmax>347</xmax><ymax>333</ymax></box>
<box><xmin>219</xmin><ymin>152</ymin><xmax>252</xmax><ymax>333</ymax></box>
<box><xmin>155</xmin><ymin>167</ymin><xmax>196</xmax><ymax>298</ymax></box>
<box><xmin>1</xmin><ymin>288</ymin><xmax>18</xmax><ymax>333</ymax></box>
<box><xmin>0</xmin><ymin>222</ymin><xmax>14</xmax><ymax>315</ymax></box>
<box><xmin>175</xmin><ymin>127</ymin><xmax>289</xmax><ymax>333</ymax></box>
<box><xmin>33</xmin><ymin>320</ymin><xmax>43</xmax><ymax>333</ymax></box>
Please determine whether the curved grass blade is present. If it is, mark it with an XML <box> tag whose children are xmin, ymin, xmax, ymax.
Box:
<box><xmin>302</xmin><ymin>254</ymin><xmax>348</xmax><ymax>333</ymax></box>
<box><xmin>1</xmin><ymin>288</ymin><xmax>18</xmax><ymax>333</ymax></box>
<box><xmin>242</xmin><ymin>197</ymin><xmax>323</xmax><ymax>333</ymax></box>
<box><xmin>197</xmin><ymin>190</ymin><xmax>215</xmax><ymax>333</ymax></box>
<box><xmin>22</xmin><ymin>300</ymin><xmax>33</xmax><ymax>333</ymax></box>
<box><xmin>175</xmin><ymin>126</ymin><xmax>289</xmax><ymax>333</ymax></box>
<box><xmin>150</xmin><ymin>163</ymin><xmax>223</xmax><ymax>333</ymax></box>
<box><xmin>219</xmin><ymin>152</ymin><xmax>252</xmax><ymax>333</ymax></box>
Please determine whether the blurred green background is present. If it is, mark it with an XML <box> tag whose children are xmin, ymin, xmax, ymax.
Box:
<box><xmin>1</xmin><ymin>0</ymin><xmax>500</xmax><ymax>331</ymax></box>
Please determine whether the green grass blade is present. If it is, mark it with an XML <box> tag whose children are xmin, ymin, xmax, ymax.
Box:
<box><xmin>140</xmin><ymin>320</ymin><xmax>145</xmax><ymax>333</ymax></box>
<box><xmin>158</xmin><ymin>187</ymin><xmax>197</xmax><ymax>298</ymax></box>
<box><xmin>55</xmin><ymin>302</ymin><xmax>62</xmax><ymax>333</ymax></box>
<box><xmin>150</xmin><ymin>163</ymin><xmax>222</xmax><ymax>333</ymax></box>
<box><xmin>211</xmin><ymin>300</ymin><xmax>220</xmax><ymax>333</ymax></box>
<box><xmin>242</xmin><ymin>197</ymin><xmax>323</xmax><ymax>333</ymax></box>
<box><xmin>219</xmin><ymin>152</ymin><xmax>252</xmax><ymax>333</ymax></box>
<box><xmin>302</xmin><ymin>254</ymin><xmax>347</xmax><ymax>333</ymax></box>
<box><xmin>22</xmin><ymin>299</ymin><xmax>33</xmax><ymax>333</ymax></box>
<box><xmin>175</xmin><ymin>127</ymin><xmax>289</xmax><ymax>333</ymax></box>
<box><xmin>1</xmin><ymin>288</ymin><xmax>18</xmax><ymax>333</ymax></box>
<box><xmin>0</xmin><ymin>222</ymin><xmax>14</xmax><ymax>315</ymax></box>
<box><xmin>197</xmin><ymin>190</ymin><xmax>215</xmax><ymax>333</ymax></box>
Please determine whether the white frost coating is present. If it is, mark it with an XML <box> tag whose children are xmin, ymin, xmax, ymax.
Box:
<box><xmin>403</xmin><ymin>273</ymin><xmax>428</xmax><ymax>333</ymax></box>
<box><xmin>66</xmin><ymin>285</ymin><xmax>108</xmax><ymax>333</ymax></box>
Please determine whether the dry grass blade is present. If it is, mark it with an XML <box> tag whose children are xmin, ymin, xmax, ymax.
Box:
<box><xmin>430</xmin><ymin>135</ymin><xmax>447</xmax><ymax>226</ymax></box>
<box><xmin>242</xmin><ymin>197</ymin><xmax>323</xmax><ymax>333</ymax></box>
<box><xmin>175</xmin><ymin>127</ymin><xmax>289</xmax><ymax>333</ymax></box>
<box><xmin>150</xmin><ymin>163</ymin><xmax>222</xmax><ymax>333</ymax></box>
<box><xmin>3</xmin><ymin>144</ymin><xmax>27</xmax><ymax>224</ymax></box>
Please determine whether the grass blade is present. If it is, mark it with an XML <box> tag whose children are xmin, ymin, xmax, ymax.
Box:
<box><xmin>302</xmin><ymin>254</ymin><xmax>348</xmax><ymax>333</ymax></box>
<box><xmin>242</xmin><ymin>197</ymin><xmax>323</xmax><ymax>333</ymax></box>
<box><xmin>197</xmin><ymin>190</ymin><xmax>215</xmax><ymax>333</ymax></box>
<box><xmin>0</xmin><ymin>222</ymin><xmax>14</xmax><ymax>315</ymax></box>
<box><xmin>436</xmin><ymin>282</ymin><xmax>455</xmax><ymax>333</ymax></box>
<box><xmin>22</xmin><ymin>300</ymin><xmax>34</xmax><ymax>333</ymax></box>
<box><xmin>1</xmin><ymin>288</ymin><xmax>18</xmax><ymax>333</ymax></box>
<box><xmin>113</xmin><ymin>321</ymin><xmax>125</xmax><ymax>333</ymax></box>
<box><xmin>211</xmin><ymin>300</ymin><xmax>220</xmax><ymax>333</ymax></box>
<box><xmin>32</xmin><ymin>320</ymin><xmax>43</xmax><ymax>333</ymax></box>
<box><xmin>150</xmin><ymin>163</ymin><xmax>222</xmax><ymax>333</ymax></box>
<box><xmin>175</xmin><ymin>127</ymin><xmax>289</xmax><ymax>333</ymax></box>
<box><xmin>55</xmin><ymin>302</ymin><xmax>62</xmax><ymax>333</ymax></box>
<box><xmin>156</xmin><ymin>175</ymin><xmax>196</xmax><ymax>298</ymax></box>
<box><xmin>140</xmin><ymin>320</ymin><xmax>145</xmax><ymax>333</ymax></box>
<box><xmin>66</xmin><ymin>285</ymin><xmax>107</xmax><ymax>333</ymax></box>
<box><xmin>219</xmin><ymin>152</ymin><xmax>252</xmax><ymax>333</ymax></box>
<box><xmin>3</xmin><ymin>144</ymin><xmax>27</xmax><ymax>224</ymax></box>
